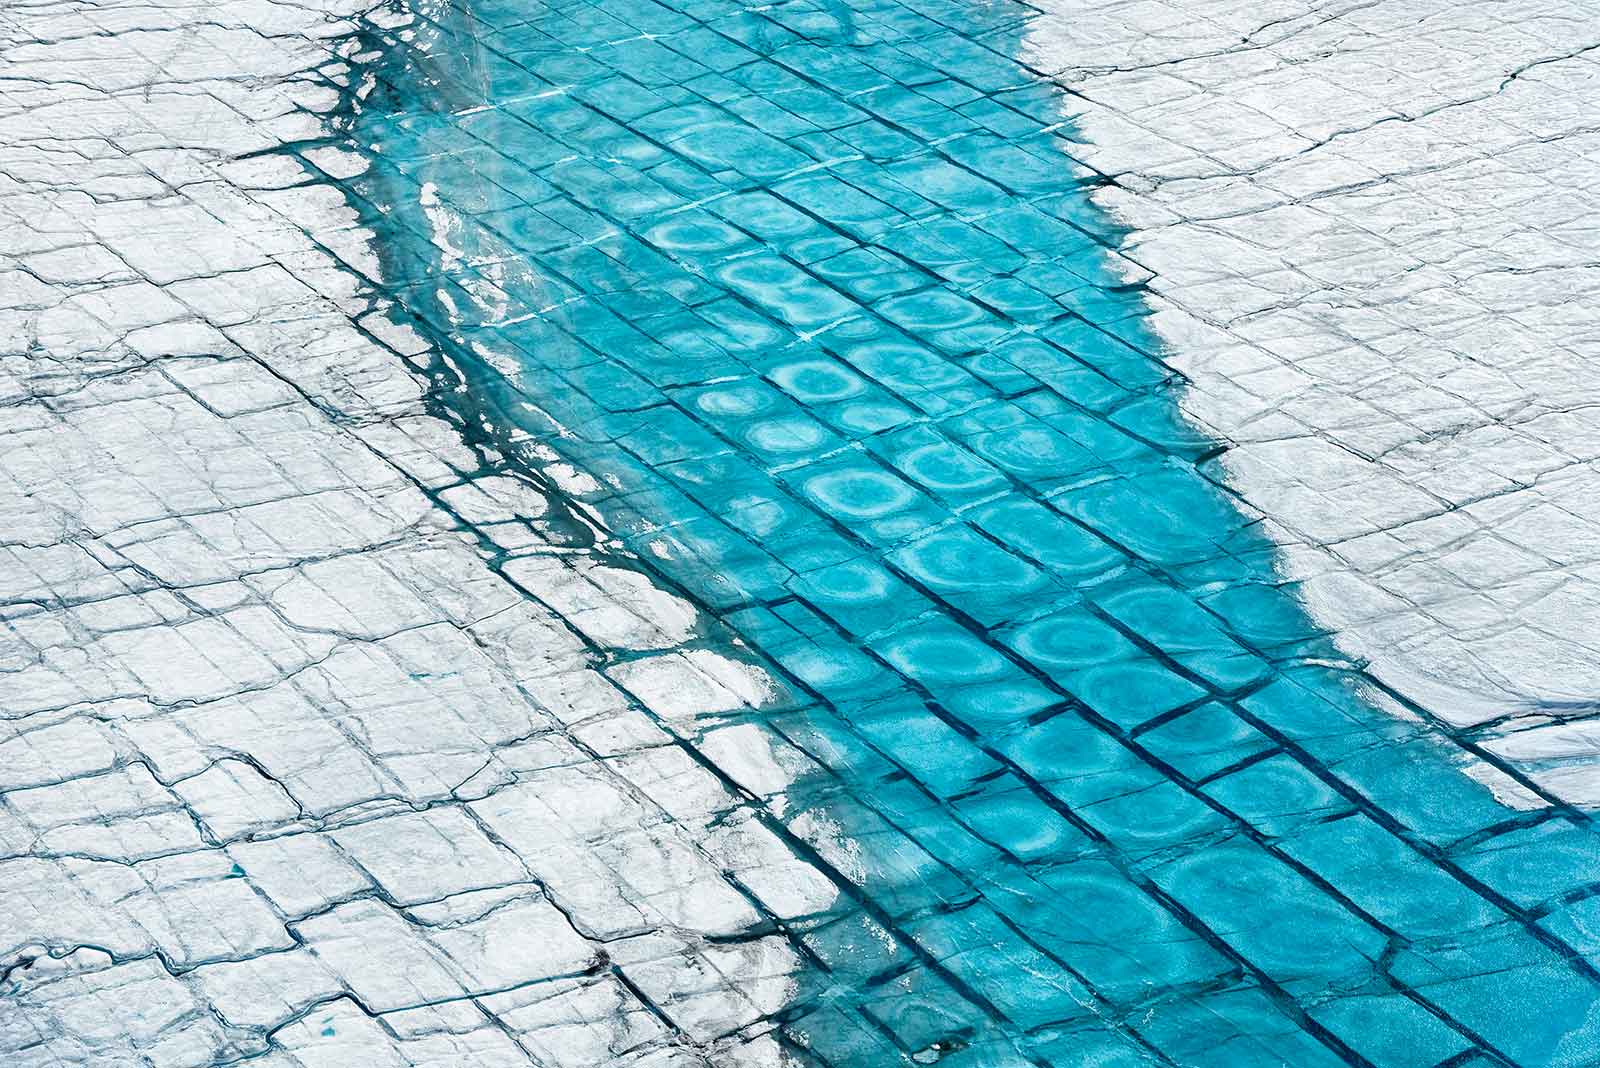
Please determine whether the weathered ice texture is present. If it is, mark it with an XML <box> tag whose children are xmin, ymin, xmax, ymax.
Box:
<box><xmin>0</xmin><ymin>1</ymin><xmax>821</xmax><ymax>1065</ymax></box>
<box><xmin>1028</xmin><ymin>0</ymin><xmax>1600</xmax><ymax>799</ymax></box>
<box><xmin>6</xmin><ymin>0</ymin><xmax>1600</xmax><ymax>1066</ymax></box>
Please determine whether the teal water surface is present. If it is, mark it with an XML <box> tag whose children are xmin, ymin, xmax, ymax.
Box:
<box><xmin>310</xmin><ymin>0</ymin><xmax>1600</xmax><ymax>1063</ymax></box>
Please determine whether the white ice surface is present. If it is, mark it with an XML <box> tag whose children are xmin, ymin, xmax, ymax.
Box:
<box><xmin>1029</xmin><ymin>0</ymin><xmax>1600</xmax><ymax>799</ymax></box>
<box><xmin>0</xmin><ymin>2</ymin><xmax>825</xmax><ymax>1064</ymax></box>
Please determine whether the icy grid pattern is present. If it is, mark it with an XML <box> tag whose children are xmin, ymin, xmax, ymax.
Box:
<box><xmin>1025</xmin><ymin>2</ymin><xmax>1600</xmax><ymax>779</ymax></box>
<box><xmin>3</xmin><ymin>0</ymin><xmax>1600</xmax><ymax>1067</ymax></box>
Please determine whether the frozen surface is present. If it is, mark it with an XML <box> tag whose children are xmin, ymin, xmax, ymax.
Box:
<box><xmin>0</xmin><ymin>1</ymin><xmax>816</xmax><ymax>1065</ymax></box>
<box><xmin>1028</xmin><ymin>0</ymin><xmax>1600</xmax><ymax>796</ymax></box>
<box><xmin>4</xmin><ymin>0</ymin><xmax>1600</xmax><ymax>1066</ymax></box>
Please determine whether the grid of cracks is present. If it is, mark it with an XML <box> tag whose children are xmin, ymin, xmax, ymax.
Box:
<box><xmin>6</xmin><ymin>0</ymin><xmax>1600</xmax><ymax>1066</ymax></box>
<box><xmin>264</xmin><ymin>0</ymin><xmax>1600</xmax><ymax>1065</ymax></box>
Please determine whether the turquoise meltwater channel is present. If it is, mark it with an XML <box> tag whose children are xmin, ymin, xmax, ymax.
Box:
<box><xmin>304</xmin><ymin>0</ymin><xmax>1600</xmax><ymax>1063</ymax></box>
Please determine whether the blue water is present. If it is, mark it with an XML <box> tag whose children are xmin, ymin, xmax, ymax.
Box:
<box><xmin>314</xmin><ymin>0</ymin><xmax>1600</xmax><ymax>1063</ymax></box>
